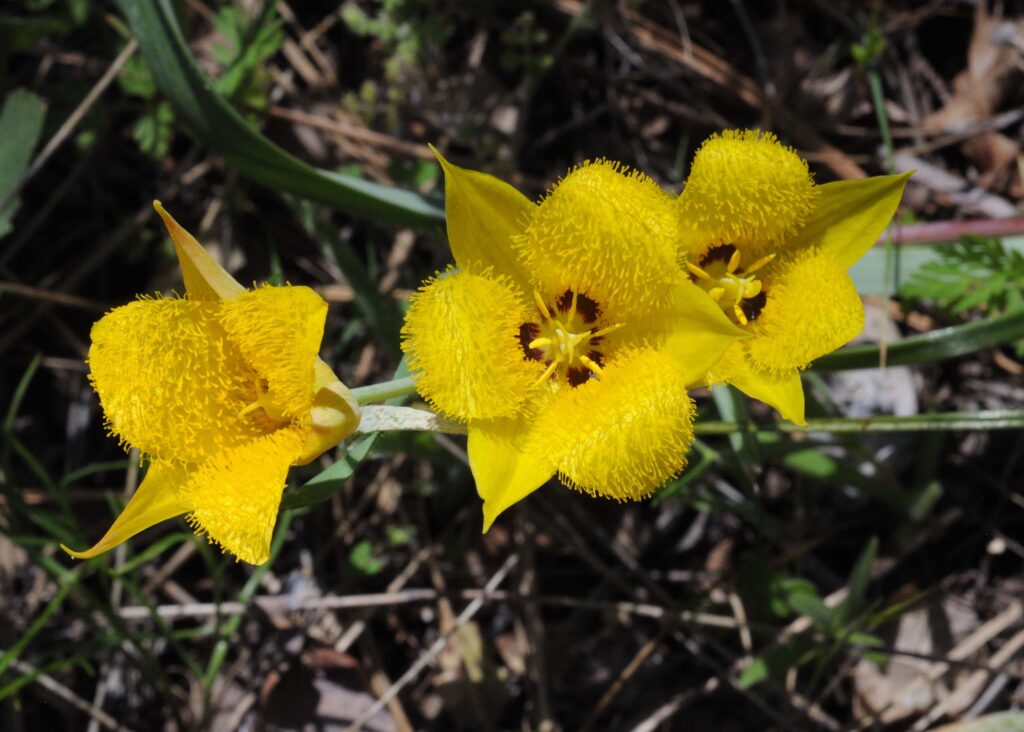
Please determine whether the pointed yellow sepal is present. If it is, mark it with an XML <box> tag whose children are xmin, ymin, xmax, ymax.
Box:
<box><xmin>429</xmin><ymin>146</ymin><xmax>535</xmax><ymax>291</ymax></box>
<box><xmin>61</xmin><ymin>462</ymin><xmax>190</xmax><ymax>559</ymax></box>
<box><xmin>788</xmin><ymin>172</ymin><xmax>912</xmax><ymax>268</ymax></box>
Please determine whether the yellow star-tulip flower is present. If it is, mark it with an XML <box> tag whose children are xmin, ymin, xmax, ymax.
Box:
<box><xmin>63</xmin><ymin>203</ymin><xmax>360</xmax><ymax>565</ymax></box>
<box><xmin>401</xmin><ymin>150</ymin><xmax>748</xmax><ymax>530</ymax></box>
<box><xmin>677</xmin><ymin>130</ymin><xmax>910</xmax><ymax>425</ymax></box>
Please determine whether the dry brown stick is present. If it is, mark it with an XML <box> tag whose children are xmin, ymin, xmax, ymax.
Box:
<box><xmin>342</xmin><ymin>554</ymin><xmax>519</xmax><ymax>732</ymax></box>
<box><xmin>85</xmin><ymin>454</ymin><xmax>139</xmax><ymax>732</ymax></box>
<box><xmin>556</xmin><ymin>0</ymin><xmax>868</xmax><ymax>179</ymax></box>
<box><xmin>267</xmin><ymin>106</ymin><xmax>434</xmax><ymax>159</ymax></box>
<box><xmin>580</xmin><ymin>632</ymin><xmax>665</xmax><ymax>732</ymax></box>
<box><xmin>0</xmin><ymin>281</ymin><xmax>106</xmax><ymax>312</ymax></box>
<box><xmin>880</xmin><ymin>217</ymin><xmax>1024</xmax><ymax>246</ymax></box>
<box><xmin>6</xmin><ymin>656</ymin><xmax>135</xmax><ymax>732</ymax></box>
<box><xmin>913</xmin><ymin>626</ymin><xmax>1024</xmax><ymax>730</ymax></box>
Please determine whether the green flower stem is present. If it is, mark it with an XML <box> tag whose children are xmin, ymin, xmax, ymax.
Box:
<box><xmin>351</xmin><ymin>376</ymin><xmax>418</xmax><ymax>405</ymax></box>
<box><xmin>694</xmin><ymin>410</ymin><xmax>1024</xmax><ymax>435</ymax></box>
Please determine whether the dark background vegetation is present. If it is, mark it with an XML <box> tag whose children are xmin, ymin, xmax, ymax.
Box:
<box><xmin>2</xmin><ymin>1</ymin><xmax>1024</xmax><ymax>730</ymax></box>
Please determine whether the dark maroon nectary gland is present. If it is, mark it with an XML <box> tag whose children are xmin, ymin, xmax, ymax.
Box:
<box><xmin>567</xmin><ymin>367</ymin><xmax>591</xmax><ymax>386</ymax></box>
<box><xmin>554</xmin><ymin>289</ymin><xmax>600</xmax><ymax>323</ymax></box>
<box><xmin>519</xmin><ymin>322</ymin><xmax>544</xmax><ymax>361</ymax></box>
<box><xmin>699</xmin><ymin>243</ymin><xmax>738</xmax><ymax>268</ymax></box>
<box><xmin>740</xmin><ymin>291</ymin><xmax>767</xmax><ymax>321</ymax></box>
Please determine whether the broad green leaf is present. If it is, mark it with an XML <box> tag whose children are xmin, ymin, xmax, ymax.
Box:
<box><xmin>0</xmin><ymin>88</ymin><xmax>46</xmax><ymax>238</ymax></box>
<box><xmin>116</xmin><ymin>0</ymin><xmax>443</xmax><ymax>229</ymax></box>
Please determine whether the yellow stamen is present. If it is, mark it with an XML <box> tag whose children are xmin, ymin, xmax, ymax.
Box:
<box><xmin>535</xmin><ymin>360</ymin><xmax>559</xmax><ymax>386</ymax></box>
<box><xmin>579</xmin><ymin>355</ymin><xmax>603</xmax><ymax>374</ymax></box>
<box><xmin>568</xmin><ymin>290</ymin><xmax>578</xmax><ymax>321</ymax></box>
<box><xmin>734</xmin><ymin>303</ymin><xmax>748</xmax><ymax>326</ymax></box>
<box><xmin>744</xmin><ymin>280</ymin><xmax>762</xmax><ymax>297</ymax></box>
<box><xmin>708</xmin><ymin>287</ymin><xmax>725</xmax><ymax>301</ymax></box>
<box><xmin>687</xmin><ymin>262</ymin><xmax>710</xmax><ymax>280</ymax></box>
<box><xmin>528</xmin><ymin>337</ymin><xmax>552</xmax><ymax>350</ymax></box>
<box><xmin>534</xmin><ymin>290</ymin><xmax>551</xmax><ymax>320</ymax></box>
<box><xmin>745</xmin><ymin>253</ymin><xmax>776</xmax><ymax>275</ymax></box>
<box><xmin>590</xmin><ymin>323</ymin><xmax>624</xmax><ymax>339</ymax></box>
<box><xmin>727</xmin><ymin>249</ymin><xmax>741</xmax><ymax>274</ymax></box>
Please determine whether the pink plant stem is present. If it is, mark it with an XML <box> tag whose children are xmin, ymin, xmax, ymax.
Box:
<box><xmin>879</xmin><ymin>218</ymin><xmax>1024</xmax><ymax>246</ymax></box>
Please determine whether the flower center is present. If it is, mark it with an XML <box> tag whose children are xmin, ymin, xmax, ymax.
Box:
<box><xmin>687</xmin><ymin>244</ymin><xmax>773</xmax><ymax>326</ymax></box>
<box><xmin>520</xmin><ymin>289</ymin><xmax>623</xmax><ymax>387</ymax></box>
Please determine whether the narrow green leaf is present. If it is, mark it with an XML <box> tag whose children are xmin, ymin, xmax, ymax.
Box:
<box><xmin>838</xmin><ymin>537</ymin><xmax>877</xmax><ymax>625</ymax></box>
<box><xmin>116</xmin><ymin>0</ymin><xmax>443</xmax><ymax>229</ymax></box>
<box><xmin>812</xmin><ymin>310</ymin><xmax>1024</xmax><ymax>371</ymax></box>
<box><xmin>281</xmin><ymin>432</ymin><xmax>377</xmax><ymax>510</ymax></box>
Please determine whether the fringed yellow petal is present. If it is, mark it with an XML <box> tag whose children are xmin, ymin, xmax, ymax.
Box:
<box><xmin>679</xmin><ymin>130</ymin><xmax>817</xmax><ymax>258</ymax></box>
<box><xmin>62</xmin><ymin>461</ymin><xmax>190</xmax><ymax>559</ymax></box>
<box><xmin>616</xmin><ymin>281</ymin><xmax>748</xmax><ymax>386</ymax></box>
<box><xmin>468</xmin><ymin>404</ymin><xmax>557</xmax><ymax>532</ymax></box>
<box><xmin>295</xmin><ymin>360</ymin><xmax>362</xmax><ymax>465</ymax></box>
<box><xmin>180</xmin><ymin>428</ymin><xmax>303</xmax><ymax>565</ymax></box>
<box><xmin>431</xmin><ymin>147</ymin><xmax>535</xmax><ymax>292</ymax></box>
<box><xmin>747</xmin><ymin>251</ymin><xmax>864</xmax><ymax>373</ymax></box>
<box><xmin>89</xmin><ymin>299</ymin><xmax>271</xmax><ymax>463</ymax></box>
<box><xmin>539</xmin><ymin>348</ymin><xmax>695</xmax><ymax>501</ymax></box>
<box><xmin>401</xmin><ymin>269</ymin><xmax>540</xmax><ymax>420</ymax></box>
<box><xmin>153</xmin><ymin>201</ymin><xmax>245</xmax><ymax>301</ymax></box>
<box><xmin>218</xmin><ymin>285</ymin><xmax>327</xmax><ymax>421</ymax></box>
<box><xmin>789</xmin><ymin>173</ymin><xmax>911</xmax><ymax>268</ymax></box>
<box><xmin>709</xmin><ymin>345</ymin><xmax>807</xmax><ymax>425</ymax></box>
<box><xmin>520</xmin><ymin>160</ymin><xmax>683</xmax><ymax>317</ymax></box>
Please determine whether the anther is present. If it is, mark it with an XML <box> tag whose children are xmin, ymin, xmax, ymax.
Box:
<box><xmin>528</xmin><ymin>337</ymin><xmax>552</xmax><ymax>350</ymax></box>
<box><xmin>745</xmin><ymin>253</ymin><xmax>776</xmax><ymax>275</ymax></box>
<box><xmin>708</xmin><ymin>287</ymin><xmax>725</xmax><ymax>301</ymax></box>
<box><xmin>687</xmin><ymin>262</ymin><xmax>711</xmax><ymax>280</ymax></box>
<box><xmin>727</xmin><ymin>249</ymin><xmax>742</xmax><ymax>274</ymax></box>
<box><xmin>533</xmin><ymin>290</ymin><xmax>551</xmax><ymax>320</ymax></box>
<box><xmin>579</xmin><ymin>355</ymin><xmax>603</xmax><ymax>374</ymax></box>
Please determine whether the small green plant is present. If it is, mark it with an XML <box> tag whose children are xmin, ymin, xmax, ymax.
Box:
<box><xmin>901</xmin><ymin>236</ymin><xmax>1024</xmax><ymax>354</ymax></box>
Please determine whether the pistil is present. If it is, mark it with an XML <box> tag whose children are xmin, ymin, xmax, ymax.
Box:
<box><xmin>688</xmin><ymin>244</ymin><xmax>773</xmax><ymax>325</ymax></box>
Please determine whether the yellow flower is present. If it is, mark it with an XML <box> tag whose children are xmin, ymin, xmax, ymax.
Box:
<box><xmin>677</xmin><ymin>130</ymin><xmax>910</xmax><ymax>425</ymax></box>
<box><xmin>401</xmin><ymin>150</ymin><xmax>747</xmax><ymax>530</ymax></box>
<box><xmin>63</xmin><ymin>203</ymin><xmax>360</xmax><ymax>565</ymax></box>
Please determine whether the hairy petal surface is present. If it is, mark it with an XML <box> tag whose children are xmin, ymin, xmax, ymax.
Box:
<box><xmin>401</xmin><ymin>269</ymin><xmax>540</xmax><ymax>420</ymax></box>
<box><xmin>61</xmin><ymin>461</ymin><xmax>190</xmax><ymax>559</ymax></box>
<box><xmin>678</xmin><ymin>130</ymin><xmax>817</xmax><ymax>258</ymax></box>
<box><xmin>180</xmin><ymin>428</ymin><xmax>303</xmax><ymax>565</ymax></box>
<box><xmin>88</xmin><ymin>298</ymin><xmax>271</xmax><ymax>463</ymax></box>
<box><xmin>538</xmin><ymin>348</ymin><xmax>695</xmax><ymax>501</ymax></box>
<box><xmin>520</xmin><ymin>161</ymin><xmax>683</xmax><ymax>317</ymax></box>
<box><xmin>747</xmin><ymin>251</ymin><xmax>865</xmax><ymax>373</ymax></box>
<box><xmin>432</xmin><ymin>147</ymin><xmax>535</xmax><ymax>292</ymax></box>
<box><xmin>218</xmin><ymin>285</ymin><xmax>327</xmax><ymax>421</ymax></box>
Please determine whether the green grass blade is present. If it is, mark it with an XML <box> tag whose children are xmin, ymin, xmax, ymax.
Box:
<box><xmin>695</xmin><ymin>409</ymin><xmax>1024</xmax><ymax>434</ymax></box>
<box><xmin>116</xmin><ymin>0</ymin><xmax>444</xmax><ymax>229</ymax></box>
<box><xmin>812</xmin><ymin>310</ymin><xmax>1024</xmax><ymax>371</ymax></box>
